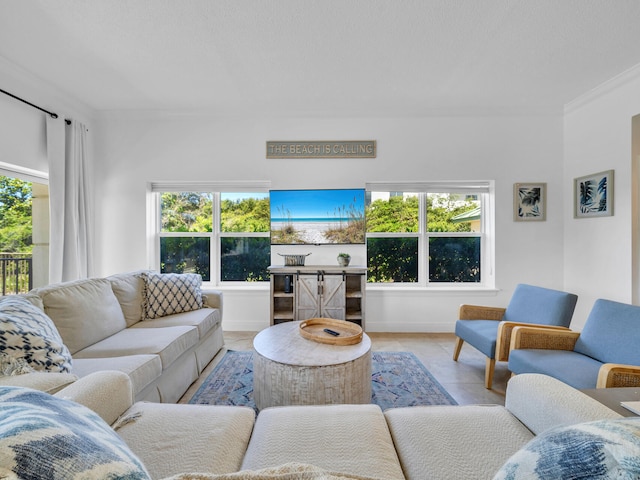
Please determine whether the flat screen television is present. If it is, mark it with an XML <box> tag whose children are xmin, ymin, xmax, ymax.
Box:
<box><xmin>270</xmin><ymin>188</ymin><xmax>366</xmax><ymax>245</ymax></box>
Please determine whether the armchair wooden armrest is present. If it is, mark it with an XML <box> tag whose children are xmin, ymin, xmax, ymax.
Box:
<box><xmin>495</xmin><ymin>322</ymin><xmax>570</xmax><ymax>362</ymax></box>
<box><xmin>510</xmin><ymin>326</ymin><xmax>580</xmax><ymax>352</ymax></box>
<box><xmin>597</xmin><ymin>364</ymin><xmax>640</xmax><ymax>388</ymax></box>
<box><xmin>458</xmin><ymin>304</ymin><xmax>506</xmax><ymax>320</ymax></box>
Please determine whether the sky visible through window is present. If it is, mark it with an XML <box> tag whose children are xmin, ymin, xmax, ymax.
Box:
<box><xmin>270</xmin><ymin>189</ymin><xmax>365</xmax><ymax>221</ymax></box>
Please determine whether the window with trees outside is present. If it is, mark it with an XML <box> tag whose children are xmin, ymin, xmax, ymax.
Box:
<box><xmin>0</xmin><ymin>169</ymin><xmax>49</xmax><ymax>295</ymax></box>
<box><xmin>151</xmin><ymin>183</ymin><xmax>271</xmax><ymax>284</ymax></box>
<box><xmin>150</xmin><ymin>181</ymin><xmax>493</xmax><ymax>288</ymax></box>
<box><xmin>365</xmin><ymin>182</ymin><xmax>493</xmax><ymax>287</ymax></box>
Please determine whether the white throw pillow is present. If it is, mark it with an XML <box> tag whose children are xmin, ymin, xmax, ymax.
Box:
<box><xmin>141</xmin><ymin>272</ymin><xmax>203</xmax><ymax>320</ymax></box>
<box><xmin>0</xmin><ymin>296</ymin><xmax>72</xmax><ymax>374</ymax></box>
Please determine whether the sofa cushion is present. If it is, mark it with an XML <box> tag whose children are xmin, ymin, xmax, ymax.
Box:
<box><xmin>493</xmin><ymin>418</ymin><xmax>640</xmax><ymax>480</ymax></box>
<box><xmin>116</xmin><ymin>403</ymin><xmax>255</xmax><ymax>479</ymax></box>
<box><xmin>141</xmin><ymin>272</ymin><xmax>203</xmax><ymax>320</ymax></box>
<box><xmin>242</xmin><ymin>404</ymin><xmax>405</xmax><ymax>480</ymax></box>
<box><xmin>36</xmin><ymin>278</ymin><xmax>127</xmax><ymax>354</ymax></box>
<box><xmin>72</xmin><ymin>354</ymin><xmax>162</xmax><ymax>399</ymax></box>
<box><xmin>18</xmin><ymin>292</ymin><xmax>44</xmax><ymax>310</ymax></box>
<box><xmin>130</xmin><ymin>307</ymin><xmax>220</xmax><ymax>339</ymax></box>
<box><xmin>385</xmin><ymin>405</ymin><xmax>534</xmax><ymax>480</ymax></box>
<box><xmin>73</xmin><ymin>326</ymin><xmax>199</xmax><ymax>370</ymax></box>
<box><xmin>0</xmin><ymin>386</ymin><xmax>150</xmax><ymax>479</ymax></box>
<box><xmin>508</xmin><ymin>349</ymin><xmax>603</xmax><ymax>389</ymax></box>
<box><xmin>0</xmin><ymin>371</ymin><xmax>78</xmax><ymax>394</ymax></box>
<box><xmin>108</xmin><ymin>271</ymin><xmax>147</xmax><ymax>327</ymax></box>
<box><xmin>574</xmin><ymin>299</ymin><xmax>640</xmax><ymax>365</ymax></box>
<box><xmin>0</xmin><ymin>296</ymin><xmax>72</xmax><ymax>373</ymax></box>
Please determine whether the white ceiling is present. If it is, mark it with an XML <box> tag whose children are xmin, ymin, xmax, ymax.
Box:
<box><xmin>2</xmin><ymin>0</ymin><xmax>640</xmax><ymax>116</ymax></box>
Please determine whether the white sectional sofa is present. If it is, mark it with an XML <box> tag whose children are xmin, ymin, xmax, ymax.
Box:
<box><xmin>10</xmin><ymin>371</ymin><xmax>626</xmax><ymax>480</ymax></box>
<box><xmin>0</xmin><ymin>271</ymin><xmax>224</xmax><ymax>403</ymax></box>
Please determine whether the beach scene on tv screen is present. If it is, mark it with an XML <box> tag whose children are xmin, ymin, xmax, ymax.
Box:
<box><xmin>270</xmin><ymin>189</ymin><xmax>365</xmax><ymax>244</ymax></box>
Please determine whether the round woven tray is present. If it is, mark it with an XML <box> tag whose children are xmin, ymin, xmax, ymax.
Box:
<box><xmin>299</xmin><ymin>318</ymin><xmax>363</xmax><ymax>345</ymax></box>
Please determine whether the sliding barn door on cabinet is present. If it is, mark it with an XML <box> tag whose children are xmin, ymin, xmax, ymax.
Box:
<box><xmin>296</xmin><ymin>272</ymin><xmax>346</xmax><ymax>320</ymax></box>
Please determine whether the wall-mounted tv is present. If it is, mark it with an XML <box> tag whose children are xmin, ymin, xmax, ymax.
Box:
<box><xmin>270</xmin><ymin>188</ymin><xmax>366</xmax><ymax>245</ymax></box>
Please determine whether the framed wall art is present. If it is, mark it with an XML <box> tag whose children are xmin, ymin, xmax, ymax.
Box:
<box><xmin>574</xmin><ymin>169</ymin><xmax>614</xmax><ymax>218</ymax></box>
<box><xmin>514</xmin><ymin>182</ymin><xmax>546</xmax><ymax>221</ymax></box>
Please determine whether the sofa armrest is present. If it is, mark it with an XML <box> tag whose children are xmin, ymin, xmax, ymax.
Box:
<box><xmin>505</xmin><ymin>373</ymin><xmax>621</xmax><ymax>435</ymax></box>
<box><xmin>597</xmin><ymin>363</ymin><xmax>640</xmax><ymax>388</ymax></box>
<box><xmin>510</xmin><ymin>325</ymin><xmax>580</xmax><ymax>352</ymax></box>
<box><xmin>0</xmin><ymin>372</ymin><xmax>78</xmax><ymax>394</ymax></box>
<box><xmin>458</xmin><ymin>304</ymin><xmax>505</xmax><ymax>320</ymax></box>
<box><xmin>202</xmin><ymin>288</ymin><xmax>223</xmax><ymax>316</ymax></box>
<box><xmin>54</xmin><ymin>371</ymin><xmax>134</xmax><ymax>426</ymax></box>
<box><xmin>496</xmin><ymin>323</ymin><xmax>570</xmax><ymax>362</ymax></box>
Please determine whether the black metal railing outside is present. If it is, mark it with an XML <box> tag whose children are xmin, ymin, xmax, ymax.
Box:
<box><xmin>0</xmin><ymin>253</ymin><xmax>33</xmax><ymax>296</ymax></box>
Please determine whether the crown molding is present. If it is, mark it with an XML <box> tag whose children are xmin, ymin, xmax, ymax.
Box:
<box><xmin>565</xmin><ymin>62</ymin><xmax>640</xmax><ymax>114</ymax></box>
<box><xmin>0</xmin><ymin>55</ymin><xmax>95</xmax><ymax>122</ymax></box>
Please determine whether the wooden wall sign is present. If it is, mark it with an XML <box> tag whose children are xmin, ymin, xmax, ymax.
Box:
<box><xmin>266</xmin><ymin>141</ymin><xmax>376</xmax><ymax>159</ymax></box>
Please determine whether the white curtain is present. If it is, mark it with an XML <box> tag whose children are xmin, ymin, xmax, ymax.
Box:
<box><xmin>46</xmin><ymin>117</ymin><xmax>93</xmax><ymax>283</ymax></box>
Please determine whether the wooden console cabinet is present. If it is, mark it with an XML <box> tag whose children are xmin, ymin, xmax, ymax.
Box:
<box><xmin>269</xmin><ymin>265</ymin><xmax>366</xmax><ymax>328</ymax></box>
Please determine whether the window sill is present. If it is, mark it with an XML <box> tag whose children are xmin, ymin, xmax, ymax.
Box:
<box><xmin>205</xmin><ymin>282</ymin><xmax>498</xmax><ymax>296</ymax></box>
<box><xmin>366</xmin><ymin>285</ymin><xmax>499</xmax><ymax>296</ymax></box>
<box><xmin>203</xmin><ymin>283</ymin><xmax>270</xmax><ymax>292</ymax></box>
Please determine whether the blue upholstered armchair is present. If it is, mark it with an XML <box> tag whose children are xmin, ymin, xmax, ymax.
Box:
<box><xmin>508</xmin><ymin>299</ymin><xmax>640</xmax><ymax>389</ymax></box>
<box><xmin>453</xmin><ymin>284</ymin><xmax>578</xmax><ymax>389</ymax></box>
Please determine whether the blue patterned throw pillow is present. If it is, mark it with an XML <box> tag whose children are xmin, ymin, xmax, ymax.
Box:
<box><xmin>141</xmin><ymin>272</ymin><xmax>203</xmax><ymax>320</ymax></box>
<box><xmin>0</xmin><ymin>386</ymin><xmax>151</xmax><ymax>479</ymax></box>
<box><xmin>0</xmin><ymin>296</ymin><xmax>72</xmax><ymax>374</ymax></box>
<box><xmin>494</xmin><ymin>418</ymin><xmax>640</xmax><ymax>479</ymax></box>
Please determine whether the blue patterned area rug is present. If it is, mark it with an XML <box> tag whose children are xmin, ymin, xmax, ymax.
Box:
<box><xmin>188</xmin><ymin>350</ymin><xmax>457</xmax><ymax>411</ymax></box>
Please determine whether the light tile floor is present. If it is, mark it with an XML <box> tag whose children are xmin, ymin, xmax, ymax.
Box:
<box><xmin>179</xmin><ymin>331</ymin><xmax>510</xmax><ymax>405</ymax></box>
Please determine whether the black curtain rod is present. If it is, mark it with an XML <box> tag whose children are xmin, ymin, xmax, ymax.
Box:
<box><xmin>1</xmin><ymin>88</ymin><xmax>71</xmax><ymax>124</ymax></box>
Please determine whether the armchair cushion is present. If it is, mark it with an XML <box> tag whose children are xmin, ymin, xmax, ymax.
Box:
<box><xmin>502</xmin><ymin>284</ymin><xmax>577</xmax><ymax>327</ymax></box>
<box><xmin>508</xmin><ymin>349</ymin><xmax>603</xmax><ymax>389</ymax></box>
<box><xmin>574</xmin><ymin>299</ymin><xmax>640</xmax><ymax>365</ymax></box>
<box><xmin>454</xmin><ymin>320</ymin><xmax>500</xmax><ymax>358</ymax></box>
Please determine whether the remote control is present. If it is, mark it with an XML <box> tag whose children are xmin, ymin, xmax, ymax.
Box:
<box><xmin>323</xmin><ymin>328</ymin><xmax>340</xmax><ymax>336</ymax></box>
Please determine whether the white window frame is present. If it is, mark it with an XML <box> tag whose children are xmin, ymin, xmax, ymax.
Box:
<box><xmin>147</xmin><ymin>181</ymin><xmax>271</xmax><ymax>286</ymax></box>
<box><xmin>0</xmin><ymin>161</ymin><xmax>49</xmax><ymax>185</ymax></box>
<box><xmin>365</xmin><ymin>181</ymin><xmax>495</xmax><ymax>289</ymax></box>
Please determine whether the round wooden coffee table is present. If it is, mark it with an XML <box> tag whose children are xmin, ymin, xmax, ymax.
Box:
<box><xmin>252</xmin><ymin>321</ymin><xmax>372</xmax><ymax>410</ymax></box>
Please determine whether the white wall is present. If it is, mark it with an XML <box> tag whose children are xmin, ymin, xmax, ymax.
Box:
<box><xmin>0</xmin><ymin>59</ymin><xmax>48</xmax><ymax>173</ymax></box>
<box><xmin>0</xmin><ymin>59</ymin><xmax>568</xmax><ymax>333</ymax></box>
<box><xmin>93</xmin><ymin>112</ymin><xmax>565</xmax><ymax>332</ymax></box>
<box><xmin>564</xmin><ymin>67</ymin><xmax>640</xmax><ymax>329</ymax></box>
<box><xmin>0</xmin><ymin>58</ymin><xmax>94</xmax><ymax>173</ymax></box>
